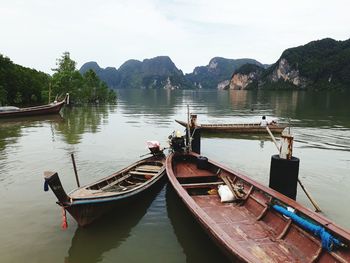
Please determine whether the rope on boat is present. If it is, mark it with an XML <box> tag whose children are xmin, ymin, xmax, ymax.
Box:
<box><xmin>272</xmin><ymin>204</ymin><xmax>344</xmax><ymax>251</ymax></box>
<box><xmin>61</xmin><ymin>207</ymin><xmax>68</xmax><ymax>230</ymax></box>
<box><xmin>44</xmin><ymin>179</ymin><xmax>49</xmax><ymax>192</ymax></box>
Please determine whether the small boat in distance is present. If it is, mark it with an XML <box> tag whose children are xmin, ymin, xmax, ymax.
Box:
<box><xmin>44</xmin><ymin>150</ymin><xmax>166</xmax><ymax>227</ymax></box>
<box><xmin>166</xmin><ymin>151</ymin><xmax>350</xmax><ymax>262</ymax></box>
<box><xmin>0</xmin><ymin>94</ymin><xmax>68</xmax><ymax>118</ymax></box>
<box><xmin>175</xmin><ymin>119</ymin><xmax>286</xmax><ymax>134</ymax></box>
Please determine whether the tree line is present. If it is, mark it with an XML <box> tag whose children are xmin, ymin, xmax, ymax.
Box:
<box><xmin>0</xmin><ymin>52</ymin><xmax>116</xmax><ymax>106</ymax></box>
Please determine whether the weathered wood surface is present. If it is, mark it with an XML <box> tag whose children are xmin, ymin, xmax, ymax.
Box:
<box><xmin>45</xmin><ymin>155</ymin><xmax>166</xmax><ymax>226</ymax></box>
<box><xmin>166</xmin><ymin>152</ymin><xmax>350</xmax><ymax>262</ymax></box>
<box><xmin>175</xmin><ymin>119</ymin><xmax>286</xmax><ymax>134</ymax></box>
<box><xmin>0</xmin><ymin>97</ymin><xmax>66</xmax><ymax>118</ymax></box>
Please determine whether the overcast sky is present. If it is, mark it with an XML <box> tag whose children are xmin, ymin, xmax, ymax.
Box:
<box><xmin>1</xmin><ymin>0</ymin><xmax>349</xmax><ymax>74</ymax></box>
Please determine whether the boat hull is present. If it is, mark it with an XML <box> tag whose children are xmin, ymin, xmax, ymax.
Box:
<box><xmin>175</xmin><ymin>119</ymin><xmax>286</xmax><ymax>134</ymax></box>
<box><xmin>45</xmin><ymin>154</ymin><xmax>166</xmax><ymax>227</ymax></box>
<box><xmin>166</xmin><ymin>152</ymin><xmax>350</xmax><ymax>262</ymax></box>
<box><xmin>65</xmin><ymin>173</ymin><xmax>165</xmax><ymax>226</ymax></box>
<box><xmin>0</xmin><ymin>100</ymin><xmax>65</xmax><ymax>118</ymax></box>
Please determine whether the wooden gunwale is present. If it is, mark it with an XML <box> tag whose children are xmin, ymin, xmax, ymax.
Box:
<box><xmin>175</xmin><ymin>119</ymin><xmax>286</xmax><ymax>133</ymax></box>
<box><xmin>166</xmin><ymin>152</ymin><xmax>350</xmax><ymax>262</ymax></box>
<box><xmin>68</xmin><ymin>158</ymin><xmax>165</xmax><ymax>201</ymax></box>
<box><xmin>0</xmin><ymin>99</ymin><xmax>65</xmax><ymax>118</ymax></box>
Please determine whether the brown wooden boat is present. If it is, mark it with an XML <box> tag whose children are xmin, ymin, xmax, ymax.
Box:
<box><xmin>0</xmin><ymin>95</ymin><xmax>67</xmax><ymax>118</ymax></box>
<box><xmin>175</xmin><ymin>119</ymin><xmax>286</xmax><ymax>134</ymax></box>
<box><xmin>44</xmin><ymin>153</ymin><xmax>165</xmax><ymax>227</ymax></box>
<box><xmin>166</xmin><ymin>151</ymin><xmax>350</xmax><ymax>262</ymax></box>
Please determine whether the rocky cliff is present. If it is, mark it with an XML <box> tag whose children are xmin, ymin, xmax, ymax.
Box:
<box><xmin>186</xmin><ymin>57</ymin><xmax>263</xmax><ymax>89</ymax></box>
<box><xmin>80</xmin><ymin>56</ymin><xmax>192</xmax><ymax>89</ymax></box>
<box><xmin>229</xmin><ymin>64</ymin><xmax>264</xmax><ymax>90</ymax></box>
<box><xmin>229</xmin><ymin>38</ymin><xmax>350</xmax><ymax>90</ymax></box>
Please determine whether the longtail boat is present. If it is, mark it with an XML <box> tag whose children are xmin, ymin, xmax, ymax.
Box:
<box><xmin>166</xmin><ymin>151</ymin><xmax>350</xmax><ymax>262</ymax></box>
<box><xmin>175</xmin><ymin>119</ymin><xmax>286</xmax><ymax>134</ymax></box>
<box><xmin>44</xmin><ymin>153</ymin><xmax>165</xmax><ymax>227</ymax></box>
<box><xmin>0</xmin><ymin>94</ymin><xmax>68</xmax><ymax>118</ymax></box>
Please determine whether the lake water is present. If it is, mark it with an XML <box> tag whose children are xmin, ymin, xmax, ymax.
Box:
<box><xmin>0</xmin><ymin>89</ymin><xmax>350</xmax><ymax>262</ymax></box>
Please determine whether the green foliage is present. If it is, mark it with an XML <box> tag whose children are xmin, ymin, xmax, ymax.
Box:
<box><xmin>52</xmin><ymin>52</ymin><xmax>117</xmax><ymax>104</ymax></box>
<box><xmin>186</xmin><ymin>57</ymin><xmax>263</xmax><ymax>89</ymax></box>
<box><xmin>0</xmin><ymin>52</ymin><xmax>116</xmax><ymax>106</ymax></box>
<box><xmin>81</xmin><ymin>56</ymin><xmax>193</xmax><ymax>89</ymax></box>
<box><xmin>0</xmin><ymin>54</ymin><xmax>50</xmax><ymax>105</ymax></box>
<box><xmin>280</xmin><ymin>38</ymin><xmax>350</xmax><ymax>90</ymax></box>
<box><xmin>234</xmin><ymin>63</ymin><xmax>264</xmax><ymax>75</ymax></box>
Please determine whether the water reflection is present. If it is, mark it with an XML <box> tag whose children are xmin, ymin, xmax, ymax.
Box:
<box><xmin>166</xmin><ymin>185</ymin><xmax>230</xmax><ymax>263</ymax></box>
<box><xmin>118</xmin><ymin>89</ymin><xmax>177</xmax><ymax>119</ymax></box>
<box><xmin>56</xmin><ymin>105</ymin><xmax>116</xmax><ymax>144</ymax></box>
<box><xmin>65</xmin><ymin>181</ymin><xmax>164</xmax><ymax>263</ymax></box>
<box><xmin>0</xmin><ymin>115</ymin><xmax>64</xmax><ymax>151</ymax></box>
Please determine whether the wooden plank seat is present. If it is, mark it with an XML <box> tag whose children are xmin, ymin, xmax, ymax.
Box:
<box><xmin>100</xmin><ymin>173</ymin><xmax>132</xmax><ymax>190</ymax></box>
<box><xmin>181</xmin><ymin>181</ymin><xmax>224</xmax><ymax>189</ymax></box>
<box><xmin>136</xmin><ymin>165</ymin><xmax>162</xmax><ymax>171</ymax></box>
<box><xmin>129</xmin><ymin>171</ymin><xmax>158</xmax><ymax>177</ymax></box>
<box><xmin>135</xmin><ymin>167</ymin><xmax>159</xmax><ymax>173</ymax></box>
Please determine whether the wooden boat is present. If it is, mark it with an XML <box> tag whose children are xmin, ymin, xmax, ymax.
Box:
<box><xmin>166</xmin><ymin>151</ymin><xmax>350</xmax><ymax>262</ymax></box>
<box><xmin>44</xmin><ymin>153</ymin><xmax>165</xmax><ymax>227</ymax></box>
<box><xmin>175</xmin><ymin>119</ymin><xmax>286</xmax><ymax>134</ymax></box>
<box><xmin>0</xmin><ymin>94</ymin><xmax>67</xmax><ymax>118</ymax></box>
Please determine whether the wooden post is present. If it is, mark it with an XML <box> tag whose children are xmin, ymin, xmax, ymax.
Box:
<box><xmin>70</xmin><ymin>153</ymin><xmax>80</xmax><ymax>187</ymax></box>
<box><xmin>187</xmin><ymin>105</ymin><xmax>192</xmax><ymax>152</ymax></box>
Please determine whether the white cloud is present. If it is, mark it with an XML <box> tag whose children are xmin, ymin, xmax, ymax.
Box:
<box><xmin>0</xmin><ymin>0</ymin><xmax>349</xmax><ymax>74</ymax></box>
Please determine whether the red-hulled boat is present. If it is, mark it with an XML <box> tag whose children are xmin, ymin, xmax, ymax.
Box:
<box><xmin>166</xmin><ymin>151</ymin><xmax>350</xmax><ymax>262</ymax></box>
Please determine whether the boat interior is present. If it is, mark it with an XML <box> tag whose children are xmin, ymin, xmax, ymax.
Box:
<box><xmin>172</xmin><ymin>154</ymin><xmax>349</xmax><ymax>262</ymax></box>
<box><xmin>69</xmin><ymin>161</ymin><xmax>164</xmax><ymax>199</ymax></box>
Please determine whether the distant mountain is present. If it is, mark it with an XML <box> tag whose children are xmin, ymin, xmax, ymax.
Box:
<box><xmin>79</xmin><ymin>56</ymin><xmax>263</xmax><ymax>89</ymax></box>
<box><xmin>80</xmin><ymin>56</ymin><xmax>192</xmax><ymax>89</ymax></box>
<box><xmin>229</xmin><ymin>38</ymin><xmax>350</xmax><ymax>90</ymax></box>
<box><xmin>186</xmin><ymin>57</ymin><xmax>264</xmax><ymax>89</ymax></box>
<box><xmin>80</xmin><ymin>62</ymin><xmax>120</xmax><ymax>89</ymax></box>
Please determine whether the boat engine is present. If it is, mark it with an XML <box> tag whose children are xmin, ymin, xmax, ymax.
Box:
<box><xmin>146</xmin><ymin>141</ymin><xmax>163</xmax><ymax>155</ymax></box>
<box><xmin>169</xmin><ymin>131</ymin><xmax>185</xmax><ymax>152</ymax></box>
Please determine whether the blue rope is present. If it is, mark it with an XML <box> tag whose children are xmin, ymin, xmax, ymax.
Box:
<box><xmin>272</xmin><ymin>204</ymin><xmax>342</xmax><ymax>251</ymax></box>
<box><xmin>44</xmin><ymin>180</ymin><xmax>49</xmax><ymax>192</ymax></box>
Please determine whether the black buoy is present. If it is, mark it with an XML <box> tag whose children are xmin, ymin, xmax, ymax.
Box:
<box><xmin>269</xmin><ymin>154</ymin><xmax>300</xmax><ymax>200</ymax></box>
<box><xmin>197</xmin><ymin>156</ymin><xmax>208</xmax><ymax>169</ymax></box>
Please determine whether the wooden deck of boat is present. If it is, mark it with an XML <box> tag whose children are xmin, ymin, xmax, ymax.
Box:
<box><xmin>169</xmin><ymin>154</ymin><xmax>350</xmax><ymax>263</ymax></box>
<box><xmin>174</xmin><ymin>162</ymin><xmax>216</xmax><ymax>179</ymax></box>
<box><xmin>192</xmin><ymin>194</ymin><xmax>317</xmax><ymax>262</ymax></box>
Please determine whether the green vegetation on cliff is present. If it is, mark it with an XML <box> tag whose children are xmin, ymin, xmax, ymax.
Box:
<box><xmin>80</xmin><ymin>56</ymin><xmax>193</xmax><ymax>89</ymax></box>
<box><xmin>230</xmin><ymin>38</ymin><xmax>350</xmax><ymax>90</ymax></box>
<box><xmin>281</xmin><ymin>38</ymin><xmax>350</xmax><ymax>89</ymax></box>
<box><xmin>186</xmin><ymin>57</ymin><xmax>263</xmax><ymax>89</ymax></box>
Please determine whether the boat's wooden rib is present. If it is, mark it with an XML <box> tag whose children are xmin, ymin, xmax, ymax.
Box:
<box><xmin>44</xmin><ymin>154</ymin><xmax>166</xmax><ymax>226</ymax></box>
<box><xmin>0</xmin><ymin>95</ymin><xmax>67</xmax><ymax>118</ymax></box>
<box><xmin>175</xmin><ymin>119</ymin><xmax>286</xmax><ymax>134</ymax></box>
<box><xmin>166</xmin><ymin>152</ymin><xmax>350</xmax><ymax>262</ymax></box>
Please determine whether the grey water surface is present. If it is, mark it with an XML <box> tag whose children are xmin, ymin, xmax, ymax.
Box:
<box><xmin>0</xmin><ymin>89</ymin><xmax>349</xmax><ymax>263</ymax></box>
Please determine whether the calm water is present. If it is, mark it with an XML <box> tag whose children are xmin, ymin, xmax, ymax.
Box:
<box><xmin>0</xmin><ymin>89</ymin><xmax>350</xmax><ymax>263</ymax></box>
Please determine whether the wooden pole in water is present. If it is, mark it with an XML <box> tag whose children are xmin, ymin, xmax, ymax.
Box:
<box><xmin>70</xmin><ymin>153</ymin><xmax>80</xmax><ymax>187</ymax></box>
<box><xmin>187</xmin><ymin>105</ymin><xmax>191</xmax><ymax>152</ymax></box>
<box><xmin>266</xmin><ymin>126</ymin><xmax>322</xmax><ymax>212</ymax></box>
